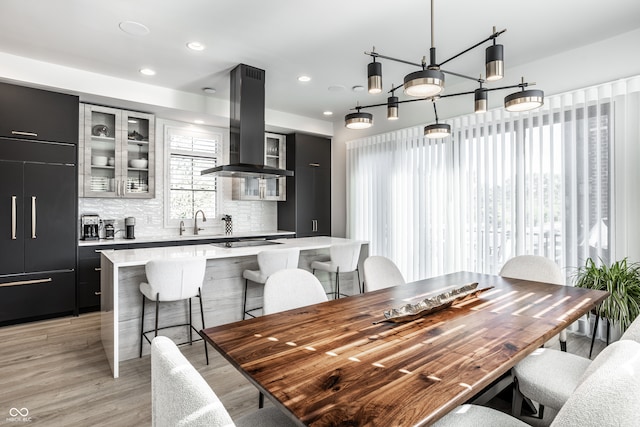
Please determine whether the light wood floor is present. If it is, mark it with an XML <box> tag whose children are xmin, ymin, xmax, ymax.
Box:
<box><xmin>0</xmin><ymin>312</ymin><xmax>606</xmax><ymax>427</ymax></box>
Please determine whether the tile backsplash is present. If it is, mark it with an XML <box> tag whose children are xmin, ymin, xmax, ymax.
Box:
<box><xmin>79</xmin><ymin>119</ymin><xmax>278</xmax><ymax>239</ymax></box>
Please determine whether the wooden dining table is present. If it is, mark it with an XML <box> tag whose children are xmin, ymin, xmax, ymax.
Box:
<box><xmin>201</xmin><ymin>271</ymin><xmax>609</xmax><ymax>426</ymax></box>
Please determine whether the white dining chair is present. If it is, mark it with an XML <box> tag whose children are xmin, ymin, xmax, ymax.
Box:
<box><xmin>151</xmin><ymin>336</ymin><xmax>297</xmax><ymax>427</ymax></box>
<box><xmin>311</xmin><ymin>241</ymin><xmax>362</xmax><ymax>299</ymax></box>
<box><xmin>363</xmin><ymin>255</ymin><xmax>405</xmax><ymax>292</ymax></box>
<box><xmin>242</xmin><ymin>247</ymin><xmax>300</xmax><ymax>319</ymax></box>
<box><xmin>500</xmin><ymin>255</ymin><xmax>568</xmax><ymax>351</ymax></box>
<box><xmin>432</xmin><ymin>339</ymin><xmax>640</xmax><ymax>427</ymax></box>
<box><xmin>139</xmin><ymin>257</ymin><xmax>208</xmax><ymax>363</ymax></box>
<box><xmin>511</xmin><ymin>317</ymin><xmax>640</xmax><ymax>420</ymax></box>
<box><xmin>620</xmin><ymin>314</ymin><xmax>640</xmax><ymax>342</ymax></box>
<box><xmin>263</xmin><ymin>268</ymin><xmax>328</xmax><ymax>315</ymax></box>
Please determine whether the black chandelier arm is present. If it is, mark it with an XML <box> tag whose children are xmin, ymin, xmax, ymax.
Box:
<box><xmin>440</xmin><ymin>69</ymin><xmax>483</xmax><ymax>83</ymax></box>
<box><xmin>364</xmin><ymin>28</ymin><xmax>506</xmax><ymax>73</ymax></box>
<box><xmin>347</xmin><ymin>81</ymin><xmax>537</xmax><ymax>112</ymax></box>
<box><xmin>438</xmin><ymin>28</ymin><xmax>506</xmax><ymax>67</ymax></box>
<box><xmin>365</xmin><ymin>51</ymin><xmax>424</xmax><ymax>68</ymax></box>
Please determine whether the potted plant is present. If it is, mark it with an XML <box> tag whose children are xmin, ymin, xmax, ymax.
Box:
<box><xmin>573</xmin><ymin>257</ymin><xmax>640</xmax><ymax>332</ymax></box>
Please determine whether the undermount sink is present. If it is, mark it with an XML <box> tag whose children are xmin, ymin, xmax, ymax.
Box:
<box><xmin>211</xmin><ymin>240</ymin><xmax>283</xmax><ymax>249</ymax></box>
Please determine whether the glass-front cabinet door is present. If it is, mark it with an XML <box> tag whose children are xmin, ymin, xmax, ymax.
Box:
<box><xmin>123</xmin><ymin>111</ymin><xmax>154</xmax><ymax>198</ymax></box>
<box><xmin>79</xmin><ymin>104</ymin><xmax>154</xmax><ymax>198</ymax></box>
<box><xmin>233</xmin><ymin>133</ymin><xmax>286</xmax><ymax>201</ymax></box>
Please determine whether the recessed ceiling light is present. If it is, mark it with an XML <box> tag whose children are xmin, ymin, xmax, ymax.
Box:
<box><xmin>298</xmin><ymin>75</ymin><xmax>311</xmax><ymax>82</ymax></box>
<box><xmin>323</xmin><ymin>111</ymin><xmax>333</xmax><ymax>116</ymax></box>
<box><xmin>119</xmin><ymin>21</ymin><xmax>150</xmax><ymax>36</ymax></box>
<box><xmin>194</xmin><ymin>119</ymin><xmax>204</xmax><ymax>124</ymax></box>
<box><xmin>352</xmin><ymin>85</ymin><xmax>365</xmax><ymax>92</ymax></box>
<box><xmin>202</xmin><ymin>87</ymin><xmax>216</xmax><ymax>94</ymax></box>
<box><xmin>139</xmin><ymin>68</ymin><xmax>156</xmax><ymax>76</ymax></box>
<box><xmin>187</xmin><ymin>41</ymin><xmax>205</xmax><ymax>51</ymax></box>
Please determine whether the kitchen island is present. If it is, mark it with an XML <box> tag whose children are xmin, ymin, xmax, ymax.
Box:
<box><xmin>100</xmin><ymin>236</ymin><xmax>368</xmax><ymax>377</ymax></box>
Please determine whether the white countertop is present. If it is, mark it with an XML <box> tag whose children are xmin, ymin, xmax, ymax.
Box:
<box><xmin>79</xmin><ymin>230</ymin><xmax>295</xmax><ymax>247</ymax></box>
<box><xmin>101</xmin><ymin>236</ymin><xmax>366</xmax><ymax>267</ymax></box>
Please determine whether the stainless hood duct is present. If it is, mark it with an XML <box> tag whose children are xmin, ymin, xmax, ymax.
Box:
<box><xmin>201</xmin><ymin>64</ymin><xmax>293</xmax><ymax>178</ymax></box>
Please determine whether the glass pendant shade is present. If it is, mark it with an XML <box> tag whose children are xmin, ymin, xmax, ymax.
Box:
<box><xmin>504</xmin><ymin>89</ymin><xmax>544</xmax><ymax>112</ymax></box>
<box><xmin>368</xmin><ymin>61</ymin><xmax>383</xmax><ymax>94</ymax></box>
<box><xmin>485</xmin><ymin>44</ymin><xmax>504</xmax><ymax>82</ymax></box>
<box><xmin>424</xmin><ymin>122</ymin><xmax>451</xmax><ymax>139</ymax></box>
<box><xmin>474</xmin><ymin>88</ymin><xmax>488</xmax><ymax>114</ymax></box>
<box><xmin>345</xmin><ymin>111</ymin><xmax>374</xmax><ymax>129</ymax></box>
<box><xmin>387</xmin><ymin>96</ymin><xmax>399</xmax><ymax>120</ymax></box>
<box><xmin>403</xmin><ymin>69</ymin><xmax>445</xmax><ymax>97</ymax></box>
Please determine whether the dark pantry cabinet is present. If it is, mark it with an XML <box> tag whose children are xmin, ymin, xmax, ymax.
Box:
<box><xmin>278</xmin><ymin>133</ymin><xmax>331</xmax><ymax>237</ymax></box>
<box><xmin>0</xmin><ymin>82</ymin><xmax>78</xmax><ymax>325</ymax></box>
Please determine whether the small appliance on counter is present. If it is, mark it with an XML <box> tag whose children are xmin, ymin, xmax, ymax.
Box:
<box><xmin>102</xmin><ymin>219</ymin><xmax>116</xmax><ymax>240</ymax></box>
<box><xmin>81</xmin><ymin>214</ymin><xmax>100</xmax><ymax>240</ymax></box>
<box><xmin>125</xmin><ymin>217</ymin><xmax>135</xmax><ymax>239</ymax></box>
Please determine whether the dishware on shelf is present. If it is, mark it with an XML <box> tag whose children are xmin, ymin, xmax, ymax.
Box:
<box><xmin>92</xmin><ymin>155</ymin><xmax>108</xmax><ymax>166</ymax></box>
<box><xmin>129</xmin><ymin>158</ymin><xmax>148</xmax><ymax>168</ymax></box>
<box><xmin>92</xmin><ymin>124</ymin><xmax>109</xmax><ymax>137</ymax></box>
<box><xmin>90</xmin><ymin>176</ymin><xmax>109</xmax><ymax>191</ymax></box>
<box><xmin>107</xmin><ymin>157</ymin><xmax>115</xmax><ymax>166</ymax></box>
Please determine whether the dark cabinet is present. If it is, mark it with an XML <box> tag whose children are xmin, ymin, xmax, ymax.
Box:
<box><xmin>0</xmin><ymin>82</ymin><xmax>79</xmax><ymax>144</ymax></box>
<box><xmin>278</xmin><ymin>133</ymin><xmax>331</xmax><ymax>237</ymax></box>
<box><xmin>0</xmin><ymin>271</ymin><xmax>76</xmax><ymax>324</ymax></box>
<box><xmin>0</xmin><ymin>82</ymin><xmax>78</xmax><ymax>325</ymax></box>
<box><xmin>77</xmin><ymin>246</ymin><xmax>117</xmax><ymax>311</ymax></box>
<box><xmin>0</xmin><ymin>151</ymin><xmax>76</xmax><ymax>275</ymax></box>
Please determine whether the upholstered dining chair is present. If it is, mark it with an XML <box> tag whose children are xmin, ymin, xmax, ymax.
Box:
<box><xmin>500</xmin><ymin>255</ymin><xmax>568</xmax><ymax>351</ymax></box>
<box><xmin>151</xmin><ymin>336</ymin><xmax>296</xmax><ymax>427</ymax></box>
<box><xmin>242</xmin><ymin>247</ymin><xmax>300</xmax><ymax>319</ymax></box>
<box><xmin>311</xmin><ymin>241</ymin><xmax>362</xmax><ymax>299</ymax></box>
<box><xmin>263</xmin><ymin>268</ymin><xmax>328</xmax><ymax>315</ymax></box>
<box><xmin>431</xmin><ymin>339</ymin><xmax>640</xmax><ymax>427</ymax></box>
<box><xmin>259</xmin><ymin>268</ymin><xmax>328</xmax><ymax>408</ymax></box>
<box><xmin>363</xmin><ymin>255</ymin><xmax>405</xmax><ymax>292</ymax></box>
<box><xmin>511</xmin><ymin>314</ymin><xmax>640</xmax><ymax>420</ymax></box>
<box><xmin>139</xmin><ymin>257</ymin><xmax>208</xmax><ymax>363</ymax></box>
<box><xmin>620</xmin><ymin>313</ymin><xmax>640</xmax><ymax>342</ymax></box>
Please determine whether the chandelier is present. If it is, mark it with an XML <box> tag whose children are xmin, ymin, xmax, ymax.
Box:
<box><xmin>344</xmin><ymin>0</ymin><xmax>545</xmax><ymax>138</ymax></box>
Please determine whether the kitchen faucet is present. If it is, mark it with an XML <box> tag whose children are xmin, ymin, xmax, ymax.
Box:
<box><xmin>194</xmin><ymin>210</ymin><xmax>207</xmax><ymax>235</ymax></box>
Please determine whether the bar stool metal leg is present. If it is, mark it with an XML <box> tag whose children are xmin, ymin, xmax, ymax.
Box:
<box><xmin>139</xmin><ymin>294</ymin><xmax>146</xmax><ymax>357</ymax></box>
<box><xmin>188</xmin><ymin>297</ymin><xmax>193</xmax><ymax>345</ymax></box>
<box><xmin>198</xmin><ymin>288</ymin><xmax>209</xmax><ymax>365</ymax></box>
<box><xmin>242</xmin><ymin>279</ymin><xmax>249</xmax><ymax>319</ymax></box>
<box><xmin>154</xmin><ymin>296</ymin><xmax>160</xmax><ymax>337</ymax></box>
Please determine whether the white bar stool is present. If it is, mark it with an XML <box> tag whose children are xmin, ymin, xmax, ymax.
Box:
<box><xmin>139</xmin><ymin>257</ymin><xmax>208</xmax><ymax>364</ymax></box>
<box><xmin>311</xmin><ymin>241</ymin><xmax>362</xmax><ymax>299</ymax></box>
<box><xmin>242</xmin><ymin>247</ymin><xmax>300</xmax><ymax>319</ymax></box>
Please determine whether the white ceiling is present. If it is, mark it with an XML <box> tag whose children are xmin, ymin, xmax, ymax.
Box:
<box><xmin>2</xmin><ymin>0</ymin><xmax>640</xmax><ymax>124</ymax></box>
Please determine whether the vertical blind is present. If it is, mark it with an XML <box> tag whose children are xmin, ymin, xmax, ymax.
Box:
<box><xmin>346</xmin><ymin>78</ymin><xmax>640</xmax><ymax>284</ymax></box>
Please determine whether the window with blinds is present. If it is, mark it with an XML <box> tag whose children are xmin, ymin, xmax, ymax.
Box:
<box><xmin>166</xmin><ymin>127</ymin><xmax>221</xmax><ymax>222</ymax></box>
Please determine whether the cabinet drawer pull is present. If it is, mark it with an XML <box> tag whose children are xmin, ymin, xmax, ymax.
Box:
<box><xmin>11</xmin><ymin>130</ymin><xmax>38</xmax><ymax>137</ymax></box>
<box><xmin>94</xmin><ymin>291</ymin><xmax>102</xmax><ymax>296</ymax></box>
<box><xmin>31</xmin><ymin>196</ymin><xmax>37</xmax><ymax>239</ymax></box>
<box><xmin>309</xmin><ymin>163</ymin><xmax>320</xmax><ymax>167</ymax></box>
<box><xmin>0</xmin><ymin>277</ymin><xmax>52</xmax><ymax>288</ymax></box>
<box><xmin>11</xmin><ymin>195</ymin><xmax>17</xmax><ymax>240</ymax></box>
<box><xmin>94</xmin><ymin>267</ymin><xmax>102</xmax><ymax>272</ymax></box>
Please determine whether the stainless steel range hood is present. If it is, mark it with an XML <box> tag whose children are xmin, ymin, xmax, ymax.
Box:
<box><xmin>202</xmin><ymin>64</ymin><xmax>293</xmax><ymax>178</ymax></box>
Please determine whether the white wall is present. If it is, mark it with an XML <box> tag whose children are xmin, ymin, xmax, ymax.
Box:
<box><xmin>330</xmin><ymin>28</ymin><xmax>640</xmax><ymax>260</ymax></box>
